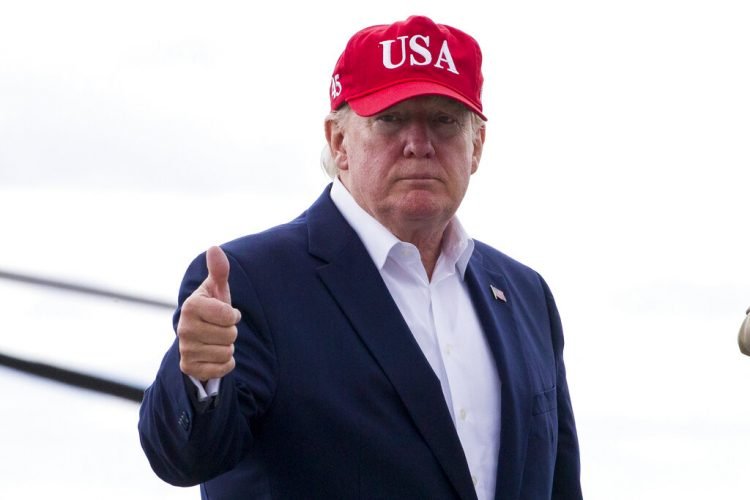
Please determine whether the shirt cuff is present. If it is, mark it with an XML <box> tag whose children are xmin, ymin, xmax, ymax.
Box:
<box><xmin>188</xmin><ymin>376</ymin><xmax>221</xmax><ymax>402</ymax></box>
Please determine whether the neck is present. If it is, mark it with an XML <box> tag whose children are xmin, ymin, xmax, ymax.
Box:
<box><xmin>390</xmin><ymin>224</ymin><xmax>447</xmax><ymax>281</ymax></box>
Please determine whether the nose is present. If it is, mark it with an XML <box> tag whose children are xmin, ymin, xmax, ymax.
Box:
<box><xmin>402</xmin><ymin>121</ymin><xmax>436</xmax><ymax>158</ymax></box>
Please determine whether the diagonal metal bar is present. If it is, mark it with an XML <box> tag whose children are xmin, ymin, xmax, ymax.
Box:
<box><xmin>0</xmin><ymin>269</ymin><xmax>175</xmax><ymax>309</ymax></box>
<box><xmin>0</xmin><ymin>352</ymin><xmax>145</xmax><ymax>403</ymax></box>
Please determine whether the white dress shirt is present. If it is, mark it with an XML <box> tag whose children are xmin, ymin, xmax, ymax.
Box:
<box><xmin>331</xmin><ymin>178</ymin><xmax>501</xmax><ymax>500</ymax></box>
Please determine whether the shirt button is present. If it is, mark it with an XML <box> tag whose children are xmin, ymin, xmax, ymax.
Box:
<box><xmin>472</xmin><ymin>475</ymin><xmax>478</xmax><ymax>486</ymax></box>
<box><xmin>445</xmin><ymin>344</ymin><xmax>452</xmax><ymax>356</ymax></box>
<box><xmin>459</xmin><ymin>408</ymin><xmax>467</xmax><ymax>421</ymax></box>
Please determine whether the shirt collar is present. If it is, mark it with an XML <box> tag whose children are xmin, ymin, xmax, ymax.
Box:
<box><xmin>330</xmin><ymin>177</ymin><xmax>474</xmax><ymax>278</ymax></box>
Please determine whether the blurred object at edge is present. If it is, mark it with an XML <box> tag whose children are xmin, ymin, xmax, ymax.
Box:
<box><xmin>739</xmin><ymin>307</ymin><xmax>750</xmax><ymax>356</ymax></box>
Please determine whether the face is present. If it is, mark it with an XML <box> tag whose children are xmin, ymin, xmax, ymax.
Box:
<box><xmin>326</xmin><ymin>96</ymin><xmax>485</xmax><ymax>240</ymax></box>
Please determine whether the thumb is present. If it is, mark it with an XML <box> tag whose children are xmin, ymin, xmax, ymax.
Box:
<box><xmin>205</xmin><ymin>245</ymin><xmax>231</xmax><ymax>304</ymax></box>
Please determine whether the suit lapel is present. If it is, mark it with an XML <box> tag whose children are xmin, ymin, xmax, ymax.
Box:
<box><xmin>307</xmin><ymin>187</ymin><xmax>478</xmax><ymax>500</ymax></box>
<box><xmin>465</xmin><ymin>253</ymin><xmax>533</xmax><ymax>500</ymax></box>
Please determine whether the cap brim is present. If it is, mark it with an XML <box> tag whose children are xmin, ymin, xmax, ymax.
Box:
<box><xmin>347</xmin><ymin>81</ymin><xmax>487</xmax><ymax>121</ymax></box>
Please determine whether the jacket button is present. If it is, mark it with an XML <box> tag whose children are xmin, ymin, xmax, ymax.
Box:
<box><xmin>178</xmin><ymin>411</ymin><xmax>191</xmax><ymax>431</ymax></box>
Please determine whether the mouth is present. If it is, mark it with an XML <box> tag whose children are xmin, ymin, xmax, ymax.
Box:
<box><xmin>397</xmin><ymin>174</ymin><xmax>440</xmax><ymax>182</ymax></box>
<box><xmin>395</xmin><ymin>178</ymin><xmax>442</xmax><ymax>190</ymax></box>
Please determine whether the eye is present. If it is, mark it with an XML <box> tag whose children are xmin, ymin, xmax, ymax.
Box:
<box><xmin>435</xmin><ymin>113</ymin><xmax>459</xmax><ymax>125</ymax></box>
<box><xmin>375</xmin><ymin>113</ymin><xmax>401</xmax><ymax>123</ymax></box>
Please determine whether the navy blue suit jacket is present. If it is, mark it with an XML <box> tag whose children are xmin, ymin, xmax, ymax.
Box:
<box><xmin>138</xmin><ymin>185</ymin><xmax>582</xmax><ymax>499</ymax></box>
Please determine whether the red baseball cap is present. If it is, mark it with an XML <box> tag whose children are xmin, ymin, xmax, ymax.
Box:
<box><xmin>329</xmin><ymin>15</ymin><xmax>486</xmax><ymax>120</ymax></box>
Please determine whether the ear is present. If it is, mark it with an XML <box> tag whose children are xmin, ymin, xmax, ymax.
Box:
<box><xmin>470</xmin><ymin>125</ymin><xmax>485</xmax><ymax>174</ymax></box>
<box><xmin>325</xmin><ymin>118</ymin><xmax>349</xmax><ymax>171</ymax></box>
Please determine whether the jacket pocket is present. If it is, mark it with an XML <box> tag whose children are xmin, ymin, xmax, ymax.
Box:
<box><xmin>532</xmin><ymin>386</ymin><xmax>557</xmax><ymax>416</ymax></box>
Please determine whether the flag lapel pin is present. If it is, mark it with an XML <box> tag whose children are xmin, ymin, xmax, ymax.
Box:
<box><xmin>490</xmin><ymin>284</ymin><xmax>507</xmax><ymax>303</ymax></box>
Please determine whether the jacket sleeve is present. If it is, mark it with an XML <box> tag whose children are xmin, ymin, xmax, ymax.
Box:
<box><xmin>540</xmin><ymin>277</ymin><xmax>583</xmax><ymax>500</ymax></box>
<box><xmin>137</xmin><ymin>248</ymin><xmax>277</xmax><ymax>486</ymax></box>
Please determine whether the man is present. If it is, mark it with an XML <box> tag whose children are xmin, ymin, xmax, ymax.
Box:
<box><xmin>139</xmin><ymin>15</ymin><xmax>582</xmax><ymax>500</ymax></box>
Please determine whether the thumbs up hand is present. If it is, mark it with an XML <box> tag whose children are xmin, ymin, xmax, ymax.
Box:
<box><xmin>177</xmin><ymin>246</ymin><xmax>241</xmax><ymax>381</ymax></box>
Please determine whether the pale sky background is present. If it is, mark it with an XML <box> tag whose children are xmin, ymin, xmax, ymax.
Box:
<box><xmin>1</xmin><ymin>1</ymin><xmax>749</xmax><ymax>498</ymax></box>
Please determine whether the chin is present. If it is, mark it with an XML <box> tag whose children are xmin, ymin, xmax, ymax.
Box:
<box><xmin>399</xmin><ymin>198</ymin><xmax>452</xmax><ymax>222</ymax></box>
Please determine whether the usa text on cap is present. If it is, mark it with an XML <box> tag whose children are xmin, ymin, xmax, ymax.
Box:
<box><xmin>329</xmin><ymin>15</ymin><xmax>486</xmax><ymax>120</ymax></box>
